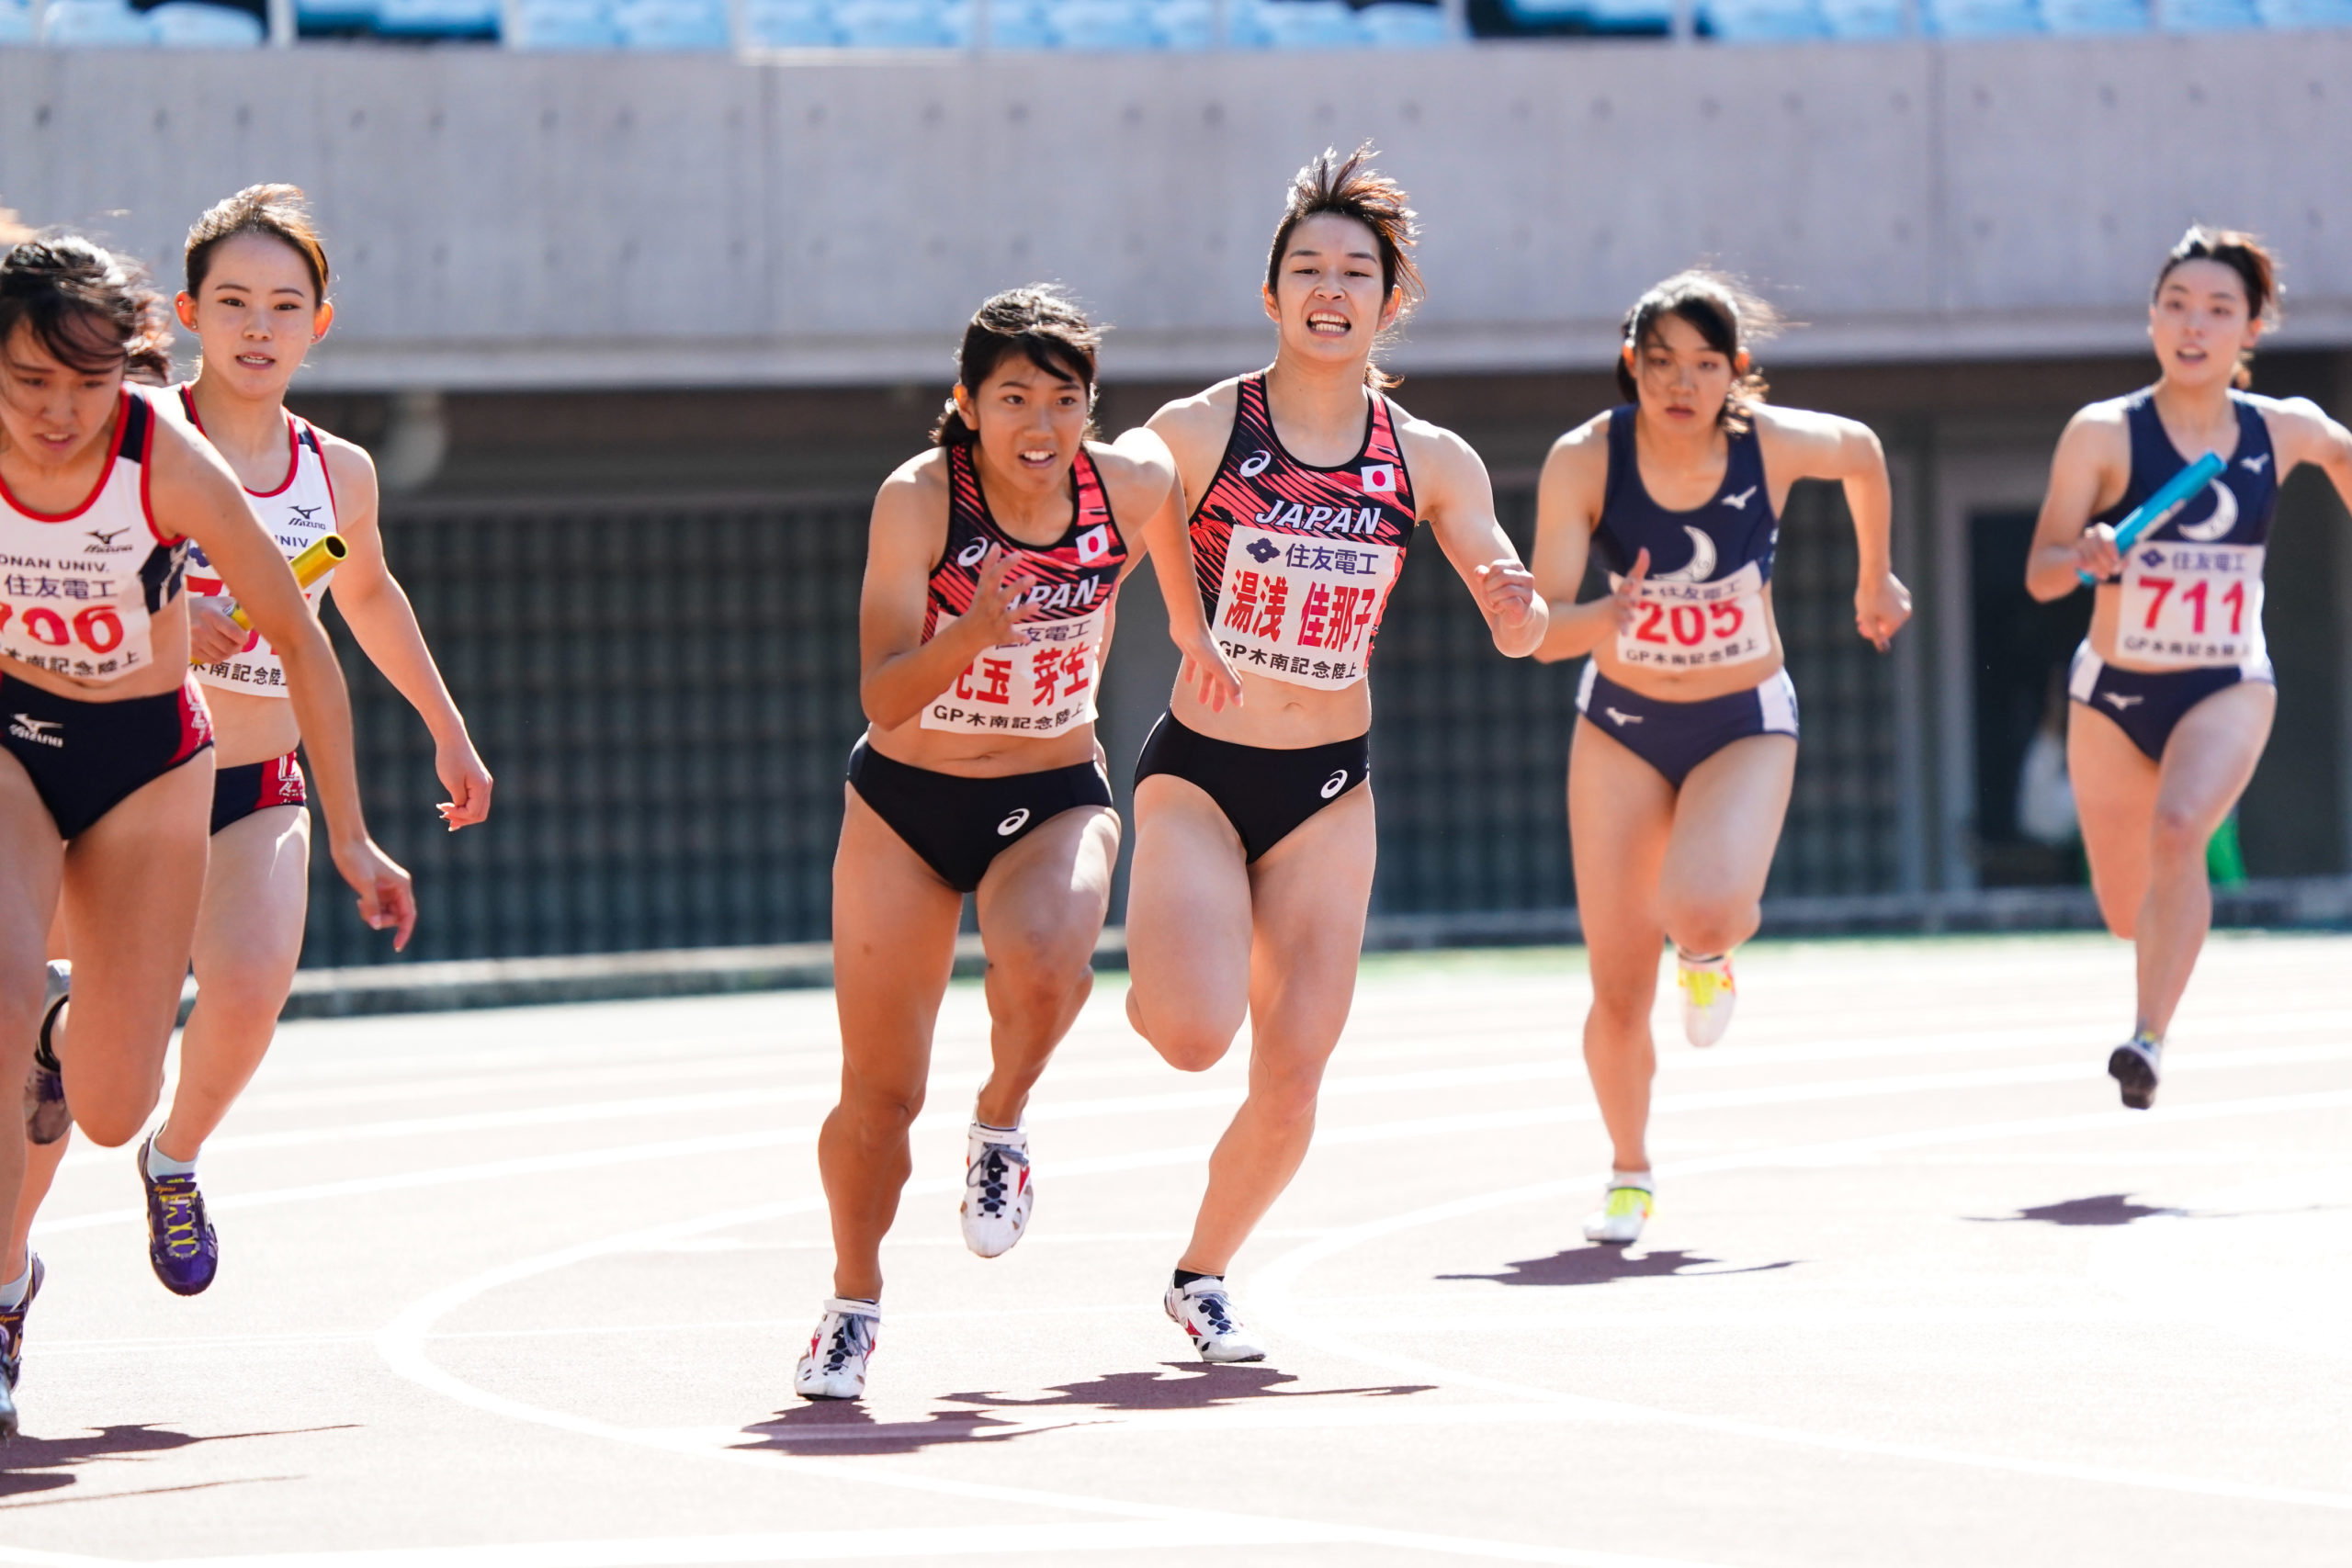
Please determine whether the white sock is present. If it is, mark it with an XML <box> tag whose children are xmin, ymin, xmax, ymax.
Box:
<box><xmin>1675</xmin><ymin>948</ymin><xmax>1727</xmax><ymax>968</ymax></box>
<box><xmin>145</xmin><ymin>1135</ymin><xmax>198</xmax><ymax>1179</ymax></box>
<box><xmin>971</xmin><ymin>1120</ymin><xmax>1025</xmax><ymax>1145</ymax></box>
<box><xmin>0</xmin><ymin>1260</ymin><xmax>28</xmax><ymax>1311</ymax></box>
<box><xmin>1611</xmin><ymin>1168</ymin><xmax>1654</xmax><ymax>1192</ymax></box>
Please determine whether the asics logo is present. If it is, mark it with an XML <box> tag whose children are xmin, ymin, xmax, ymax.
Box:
<box><xmin>2101</xmin><ymin>694</ymin><xmax>2144</xmax><ymax>710</ymax></box>
<box><xmin>1603</xmin><ymin>706</ymin><xmax>1644</xmax><ymax>726</ymax></box>
<box><xmin>996</xmin><ymin>808</ymin><xmax>1031</xmax><ymax>836</ymax></box>
<box><xmin>2241</xmin><ymin>454</ymin><xmax>2271</xmax><ymax>474</ymax></box>
<box><xmin>1320</xmin><ymin>769</ymin><xmax>1349</xmax><ymax>799</ymax></box>
<box><xmin>956</xmin><ymin>539</ymin><xmax>990</xmax><ymax>569</ymax></box>
<box><xmin>1722</xmin><ymin>486</ymin><xmax>1758</xmax><ymax>510</ymax></box>
<box><xmin>6</xmin><ymin>714</ymin><xmax>63</xmax><ymax>748</ymax></box>
<box><xmin>1238</xmin><ymin>450</ymin><xmax>1273</xmax><ymax>479</ymax></box>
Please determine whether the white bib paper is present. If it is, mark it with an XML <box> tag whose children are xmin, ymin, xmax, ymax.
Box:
<box><xmin>1610</xmin><ymin>560</ymin><xmax>1771</xmax><ymax>671</ymax></box>
<box><xmin>1210</xmin><ymin>524</ymin><xmax>1402</xmax><ymax>690</ymax></box>
<box><xmin>2116</xmin><ymin>542</ymin><xmax>2265</xmax><ymax>669</ymax></box>
<box><xmin>922</xmin><ymin>606</ymin><xmax>1107</xmax><ymax>737</ymax></box>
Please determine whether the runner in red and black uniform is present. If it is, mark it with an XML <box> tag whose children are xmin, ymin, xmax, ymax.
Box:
<box><xmin>796</xmin><ymin>287</ymin><xmax>1213</xmax><ymax>1401</ymax></box>
<box><xmin>1125</xmin><ymin>147</ymin><xmax>1545</xmax><ymax>1363</ymax></box>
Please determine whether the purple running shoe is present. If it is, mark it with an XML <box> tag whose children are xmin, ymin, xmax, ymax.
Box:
<box><xmin>24</xmin><ymin>961</ymin><xmax>69</xmax><ymax>1146</ymax></box>
<box><xmin>0</xmin><ymin>1254</ymin><xmax>45</xmax><ymax>1438</ymax></box>
<box><xmin>140</xmin><ymin>1136</ymin><xmax>219</xmax><ymax>1297</ymax></box>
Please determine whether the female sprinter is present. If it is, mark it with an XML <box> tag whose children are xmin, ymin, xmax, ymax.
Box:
<box><xmin>1123</xmin><ymin>147</ymin><xmax>1544</xmax><ymax>1363</ymax></box>
<box><xmin>796</xmin><ymin>287</ymin><xmax>1217</xmax><ymax>1400</ymax></box>
<box><xmin>1530</xmin><ymin>271</ymin><xmax>1909</xmax><ymax>1247</ymax></box>
<box><xmin>0</xmin><ymin>234</ymin><xmax>412</xmax><ymax>1436</ymax></box>
<box><xmin>2026</xmin><ymin>228</ymin><xmax>2352</xmax><ymax>1110</ymax></box>
<box><xmin>129</xmin><ymin>186</ymin><xmax>487</xmax><ymax>1293</ymax></box>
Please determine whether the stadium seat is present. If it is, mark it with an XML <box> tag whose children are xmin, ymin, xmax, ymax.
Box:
<box><xmin>615</xmin><ymin>0</ymin><xmax>729</xmax><ymax>43</ymax></box>
<box><xmin>1148</xmin><ymin>0</ymin><xmax>1213</xmax><ymax>43</ymax></box>
<box><xmin>0</xmin><ymin>0</ymin><xmax>36</xmax><ymax>39</ymax></box>
<box><xmin>294</xmin><ymin>0</ymin><xmax>380</xmax><ymax>28</ymax></box>
<box><xmin>1701</xmin><ymin>0</ymin><xmax>1826</xmax><ymax>37</ymax></box>
<box><xmin>1241</xmin><ymin>0</ymin><xmax>1365</xmax><ymax>46</ymax></box>
<box><xmin>373</xmin><ymin>0</ymin><xmax>499</xmax><ymax>32</ymax></box>
<box><xmin>148</xmin><ymin>1</ymin><xmax>267</xmax><ymax>39</ymax></box>
<box><xmin>977</xmin><ymin>0</ymin><xmax>1056</xmax><ymax>42</ymax></box>
<box><xmin>2256</xmin><ymin>0</ymin><xmax>2352</xmax><ymax>23</ymax></box>
<box><xmin>2158</xmin><ymin>0</ymin><xmax>2258</xmax><ymax>24</ymax></box>
<box><xmin>1922</xmin><ymin>0</ymin><xmax>2041</xmax><ymax>32</ymax></box>
<box><xmin>515</xmin><ymin>0</ymin><xmax>621</xmax><ymax>44</ymax></box>
<box><xmin>2039</xmin><ymin>0</ymin><xmax>2146</xmax><ymax>28</ymax></box>
<box><xmin>745</xmin><ymin>0</ymin><xmax>836</xmax><ymax>40</ymax></box>
<box><xmin>1816</xmin><ymin>0</ymin><xmax>1902</xmax><ymax>34</ymax></box>
<box><xmin>40</xmin><ymin>0</ymin><xmax>156</xmax><ymax>40</ymax></box>
<box><xmin>1358</xmin><ymin>0</ymin><xmax>1457</xmax><ymax>39</ymax></box>
<box><xmin>1580</xmin><ymin>0</ymin><xmax>1675</xmax><ymax>29</ymax></box>
<box><xmin>833</xmin><ymin>0</ymin><xmax>956</xmax><ymax>42</ymax></box>
<box><xmin>1046</xmin><ymin>0</ymin><xmax>1156</xmax><ymax>45</ymax></box>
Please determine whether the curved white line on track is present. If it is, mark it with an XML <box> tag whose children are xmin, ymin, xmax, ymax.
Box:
<box><xmin>1251</xmin><ymin>1086</ymin><xmax>2352</xmax><ymax>1515</ymax></box>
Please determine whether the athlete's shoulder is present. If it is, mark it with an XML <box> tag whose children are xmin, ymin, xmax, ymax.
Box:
<box><xmin>1390</xmin><ymin>401</ymin><xmax>1479</xmax><ymax>481</ymax></box>
<box><xmin>1086</xmin><ymin>435</ymin><xmax>1176</xmax><ymax>520</ymax></box>
<box><xmin>2067</xmin><ymin>391</ymin><xmax>2143</xmax><ymax>434</ymax></box>
<box><xmin>1148</xmin><ymin>376</ymin><xmax>1244</xmax><ymax>438</ymax></box>
<box><xmin>2240</xmin><ymin>389</ymin><xmax>2321</xmax><ymax>424</ymax></box>
<box><xmin>311</xmin><ymin>423</ymin><xmax>379</xmax><ymax>508</ymax></box>
<box><xmin>879</xmin><ymin>445</ymin><xmax>952</xmax><ymax>498</ymax></box>
<box><xmin>1541</xmin><ymin>412</ymin><xmax>1612</xmax><ymax>484</ymax></box>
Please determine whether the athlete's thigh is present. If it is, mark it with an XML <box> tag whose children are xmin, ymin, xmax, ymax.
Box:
<box><xmin>2156</xmin><ymin>681</ymin><xmax>2275</xmax><ymax>835</ymax></box>
<box><xmin>1659</xmin><ymin>733</ymin><xmax>1797</xmax><ymax>910</ymax></box>
<box><xmin>189</xmin><ymin>805</ymin><xmax>311</xmax><ymax>994</ymax></box>
<box><xmin>831</xmin><ymin>785</ymin><xmax>962</xmax><ymax>1100</ymax></box>
<box><xmin>1125</xmin><ymin>774</ymin><xmax>1254</xmax><ymax>1043</ymax></box>
<box><xmin>1242</xmin><ymin>781</ymin><xmax>1377</xmax><ymax>1062</ymax></box>
<box><xmin>56</xmin><ymin>758</ymin><xmax>212</xmax><ymax>1112</ymax></box>
<box><xmin>1567</xmin><ymin>720</ymin><xmax>1675</xmax><ymax>985</ymax></box>
<box><xmin>974</xmin><ymin>803</ymin><xmax>1119</xmax><ymax>974</ymax></box>
<box><xmin>0</xmin><ymin>754</ymin><xmax>65</xmax><ymax>1070</ymax></box>
<box><xmin>2069</xmin><ymin>705</ymin><xmax>2159</xmax><ymax>921</ymax></box>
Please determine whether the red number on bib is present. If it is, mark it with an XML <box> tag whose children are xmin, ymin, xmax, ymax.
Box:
<box><xmin>21</xmin><ymin>607</ymin><xmax>67</xmax><ymax>647</ymax></box>
<box><xmin>1634</xmin><ymin>603</ymin><xmax>1668</xmax><ymax>644</ymax></box>
<box><xmin>1708</xmin><ymin>601</ymin><xmax>1744</xmax><ymax>637</ymax></box>
<box><xmin>2138</xmin><ymin>575</ymin><xmax>2175</xmax><ymax>629</ymax></box>
<box><xmin>2180</xmin><ymin>579</ymin><xmax>2209</xmax><ymax>635</ymax></box>
<box><xmin>73</xmin><ymin>605</ymin><xmax>123</xmax><ymax>654</ymax></box>
<box><xmin>2223</xmin><ymin>581</ymin><xmax>2245</xmax><ymax>635</ymax></box>
<box><xmin>1669</xmin><ymin>605</ymin><xmax>1704</xmax><ymax>646</ymax></box>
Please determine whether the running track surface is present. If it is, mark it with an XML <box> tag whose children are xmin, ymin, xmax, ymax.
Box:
<box><xmin>9</xmin><ymin>933</ymin><xmax>2351</xmax><ymax>1567</ymax></box>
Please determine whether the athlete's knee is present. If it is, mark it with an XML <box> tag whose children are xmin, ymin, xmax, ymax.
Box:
<box><xmin>1249</xmin><ymin>1054</ymin><xmax>1329</xmax><ymax>1122</ymax></box>
<box><xmin>1658</xmin><ymin>895</ymin><xmax>1758</xmax><ymax>959</ymax></box>
<box><xmin>985</xmin><ymin>941</ymin><xmax>1093</xmax><ymax>1023</ymax></box>
<box><xmin>2149</xmin><ymin>799</ymin><xmax>2212</xmax><ymax>863</ymax></box>
<box><xmin>71</xmin><ymin>1078</ymin><xmax>164</xmax><ymax>1148</ymax></box>
<box><xmin>838</xmin><ymin>1074</ymin><xmax>926</xmax><ymax>1134</ymax></box>
<box><xmin>188</xmin><ymin>957</ymin><xmax>295</xmax><ymax>1030</ymax></box>
<box><xmin>1145</xmin><ymin>1016</ymin><xmax>1234</xmax><ymax>1073</ymax></box>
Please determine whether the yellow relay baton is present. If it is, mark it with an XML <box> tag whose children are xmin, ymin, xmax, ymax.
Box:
<box><xmin>226</xmin><ymin>534</ymin><xmax>347</xmax><ymax>632</ymax></box>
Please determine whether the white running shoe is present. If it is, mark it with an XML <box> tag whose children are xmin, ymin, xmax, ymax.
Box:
<box><xmin>959</xmin><ymin>1123</ymin><xmax>1033</xmax><ymax>1258</ymax></box>
<box><xmin>1165</xmin><ymin>1275</ymin><xmax>1266</xmax><ymax>1363</ymax></box>
<box><xmin>1677</xmin><ymin>952</ymin><xmax>1736</xmax><ymax>1048</ymax></box>
<box><xmin>2108</xmin><ymin>1033</ymin><xmax>2162</xmax><ymax>1111</ymax></box>
<box><xmin>1582</xmin><ymin>1181</ymin><xmax>1654</xmax><ymax>1246</ymax></box>
<box><xmin>792</xmin><ymin>1297</ymin><xmax>879</xmax><ymax>1401</ymax></box>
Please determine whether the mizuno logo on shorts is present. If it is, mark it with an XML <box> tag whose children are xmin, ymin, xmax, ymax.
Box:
<box><xmin>1604</xmin><ymin>706</ymin><xmax>1644</xmax><ymax>726</ymax></box>
<box><xmin>1320</xmin><ymin>770</ymin><xmax>1349</xmax><ymax>799</ymax></box>
<box><xmin>2101</xmin><ymin>694</ymin><xmax>2144</xmax><ymax>710</ymax></box>
<box><xmin>996</xmin><ymin>808</ymin><xmax>1031</xmax><ymax>836</ymax></box>
<box><xmin>7</xmin><ymin>714</ymin><xmax>62</xmax><ymax>748</ymax></box>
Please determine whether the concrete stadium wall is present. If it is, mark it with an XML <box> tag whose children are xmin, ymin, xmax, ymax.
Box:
<box><xmin>4</xmin><ymin>34</ymin><xmax>2349</xmax><ymax>389</ymax></box>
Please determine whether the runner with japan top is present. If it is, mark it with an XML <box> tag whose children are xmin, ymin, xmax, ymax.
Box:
<box><xmin>2025</xmin><ymin>228</ymin><xmax>2352</xmax><ymax>1111</ymax></box>
<box><xmin>1124</xmin><ymin>147</ymin><xmax>1545</xmax><ymax>1362</ymax></box>
<box><xmin>797</xmin><ymin>288</ymin><xmax>1216</xmax><ymax>1400</ymax></box>
<box><xmin>1531</xmin><ymin>271</ymin><xmax>1910</xmax><ymax>1247</ymax></box>
<box><xmin>0</xmin><ymin>232</ymin><xmax>412</xmax><ymax>1438</ymax></box>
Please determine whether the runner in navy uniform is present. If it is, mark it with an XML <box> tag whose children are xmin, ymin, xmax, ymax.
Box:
<box><xmin>0</xmin><ymin>232</ymin><xmax>412</xmax><ymax>1438</ymax></box>
<box><xmin>1125</xmin><ymin>148</ymin><xmax>1544</xmax><ymax>1362</ymax></box>
<box><xmin>2027</xmin><ymin>228</ymin><xmax>2352</xmax><ymax>1109</ymax></box>
<box><xmin>1531</xmin><ymin>271</ymin><xmax>1909</xmax><ymax>1246</ymax></box>
<box><xmin>797</xmin><ymin>287</ymin><xmax>1204</xmax><ymax>1400</ymax></box>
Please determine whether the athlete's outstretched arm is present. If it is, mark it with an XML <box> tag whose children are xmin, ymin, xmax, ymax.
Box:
<box><xmin>2268</xmin><ymin>395</ymin><xmax>2352</xmax><ymax>512</ymax></box>
<box><xmin>316</xmin><ymin>438</ymin><xmax>493</xmax><ymax>830</ymax></box>
<box><xmin>1764</xmin><ymin>408</ymin><xmax>1909</xmax><ymax>650</ymax></box>
<box><xmin>857</xmin><ymin>458</ymin><xmax>1032</xmax><ymax>731</ymax></box>
<box><xmin>2025</xmin><ymin>408</ymin><xmax>2132</xmax><ymax>602</ymax></box>
<box><xmin>155</xmin><ymin>420</ymin><xmax>415</xmax><ymax>947</ymax></box>
<box><xmin>1113</xmin><ymin>426</ymin><xmax>1241</xmax><ymax>712</ymax></box>
<box><xmin>1408</xmin><ymin>423</ymin><xmax>1546</xmax><ymax>659</ymax></box>
<box><xmin>1529</xmin><ymin>416</ymin><xmax>1645</xmax><ymax>663</ymax></box>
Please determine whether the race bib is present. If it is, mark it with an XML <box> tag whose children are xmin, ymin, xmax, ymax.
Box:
<box><xmin>2117</xmin><ymin>542</ymin><xmax>2264</xmax><ymax>668</ymax></box>
<box><xmin>1611</xmin><ymin>561</ymin><xmax>1771</xmax><ymax>671</ymax></box>
<box><xmin>922</xmin><ymin>607</ymin><xmax>1106</xmax><ymax>737</ymax></box>
<box><xmin>0</xmin><ymin>565</ymin><xmax>153</xmax><ymax>683</ymax></box>
<box><xmin>1211</xmin><ymin>525</ymin><xmax>1402</xmax><ymax>690</ymax></box>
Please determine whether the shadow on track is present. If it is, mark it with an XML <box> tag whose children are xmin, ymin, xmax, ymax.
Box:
<box><xmin>1967</xmin><ymin>1193</ymin><xmax>2187</xmax><ymax>1227</ymax></box>
<box><xmin>0</xmin><ymin>1424</ymin><xmax>348</xmax><ymax>1502</ymax></box>
<box><xmin>738</xmin><ymin>1366</ymin><xmax>1434</xmax><ymax>1455</ymax></box>
<box><xmin>1438</xmin><ymin>1248</ymin><xmax>1798</xmax><ymax>1287</ymax></box>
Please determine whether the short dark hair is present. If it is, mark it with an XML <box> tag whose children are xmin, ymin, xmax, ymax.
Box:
<box><xmin>932</xmin><ymin>285</ymin><xmax>1102</xmax><ymax>446</ymax></box>
<box><xmin>2155</xmin><ymin>225</ymin><xmax>2278</xmax><ymax>389</ymax></box>
<box><xmin>1264</xmin><ymin>144</ymin><xmax>1422</xmax><ymax>389</ymax></box>
<box><xmin>1616</xmin><ymin>270</ymin><xmax>1779</xmax><ymax>435</ymax></box>
<box><xmin>0</xmin><ymin>234</ymin><xmax>173</xmax><ymax>384</ymax></box>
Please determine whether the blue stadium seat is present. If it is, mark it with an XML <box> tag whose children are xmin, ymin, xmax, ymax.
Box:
<box><xmin>978</xmin><ymin>0</ymin><xmax>1055</xmax><ymax>42</ymax></box>
<box><xmin>516</xmin><ymin>0</ymin><xmax>621</xmax><ymax>44</ymax></box>
<box><xmin>615</xmin><ymin>0</ymin><xmax>729</xmax><ymax>43</ymax></box>
<box><xmin>1241</xmin><ymin>0</ymin><xmax>1365</xmax><ymax>46</ymax></box>
<box><xmin>745</xmin><ymin>0</ymin><xmax>837</xmax><ymax>40</ymax></box>
<box><xmin>2040</xmin><ymin>0</ymin><xmax>2146</xmax><ymax>28</ymax></box>
<box><xmin>295</xmin><ymin>0</ymin><xmax>380</xmax><ymax>28</ymax></box>
<box><xmin>373</xmin><ymin>0</ymin><xmax>500</xmax><ymax>34</ymax></box>
<box><xmin>1581</xmin><ymin>0</ymin><xmax>1675</xmax><ymax>29</ymax></box>
<box><xmin>1148</xmin><ymin>0</ymin><xmax>1213</xmax><ymax>43</ymax></box>
<box><xmin>1046</xmin><ymin>0</ymin><xmax>1157</xmax><ymax>45</ymax></box>
<box><xmin>834</xmin><ymin>0</ymin><xmax>956</xmax><ymax>42</ymax></box>
<box><xmin>149</xmin><ymin>1</ymin><xmax>266</xmax><ymax>39</ymax></box>
<box><xmin>1922</xmin><ymin>0</ymin><xmax>2041</xmax><ymax>32</ymax></box>
<box><xmin>0</xmin><ymin>1</ymin><xmax>38</xmax><ymax>39</ymax></box>
<box><xmin>40</xmin><ymin>0</ymin><xmax>156</xmax><ymax>40</ymax></box>
<box><xmin>1358</xmin><ymin>0</ymin><xmax>1457</xmax><ymax>39</ymax></box>
<box><xmin>1816</xmin><ymin>0</ymin><xmax>1902</xmax><ymax>34</ymax></box>
<box><xmin>1702</xmin><ymin>0</ymin><xmax>1826</xmax><ymax>37</ymax></box>
<box><xmin>2256</xmin><ymin>0</ymin><xmax>2352</xmax><ymax>23</ymax></box>
<box><xmin>2159</xmin><ymin>0</ymin><xmax>2258</xmax><ymax>25</ymax></box>
<box><xmin>1498</xmin><ymin>0</ymin><xmax>1594</xmax><ymax>20</ymax></box>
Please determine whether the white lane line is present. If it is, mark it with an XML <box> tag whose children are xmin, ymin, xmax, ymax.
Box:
<box><xmin>0</xmin><ymin>1548</ymin><xmax>114</xmax><ymax>1568</ymax></box>
<box><xmin>1251</xmin><ymin>1086</ymin><xmax>2352</xmax><ymax>1515</ymax></box>
<box><xmin>50</xmin><ymin>1521</ymin><xmax>1736</xmax><ymax>1568</ymax></box>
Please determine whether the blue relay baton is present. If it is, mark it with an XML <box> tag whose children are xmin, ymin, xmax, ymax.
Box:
<box><xmin>2077</xmin><ymin>450</ymin><xmax>2227</xmax><ymax>587</ymax></box>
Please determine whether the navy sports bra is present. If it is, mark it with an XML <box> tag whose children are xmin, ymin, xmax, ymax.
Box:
<box><xmin>2091</xmin><ymin>389</ymin><xmax>2277</xmax><ymax>583</ymax></box>
<box><xmin>1592</xmin><ymin>406</ymin><xmax>1777</xmax><ymax>586</ymax></box>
